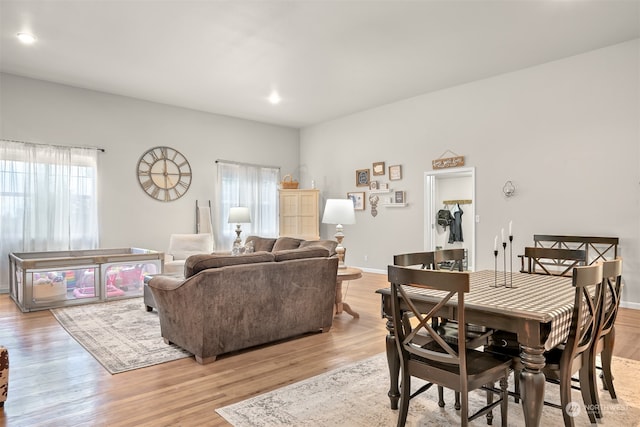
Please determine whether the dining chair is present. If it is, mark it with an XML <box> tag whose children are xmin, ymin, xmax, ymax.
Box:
<box><xmin>392</xmin><ymin>251</ymin><xmax>493</xmax><ymax>410</ymax></box>
<box><xmin>388</xmin><ymin>265</ymin><xmax>512</xmax><ymax>427</ymax></box>
<box><xmin>488</xmin><ymin>263</ymin><xmax>603</xmax><ymax>426</ymax></box>
<box><xmin>585</xmin><ymin>257</ymin><xmax>622</xmax><ymax>418</ymax></box>
<box><xmin>521</xmin><ymin>247</ymin><xmax>586</xmax><ymax>277</ymax></box>
<box><xmin>435</xmin><ymin>248</ymin><xmax>465</xmax><ymax>271</ymax></box>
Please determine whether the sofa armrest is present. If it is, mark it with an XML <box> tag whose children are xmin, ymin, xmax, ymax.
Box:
<box><xmin>148</xmin><ymin>275</ymin><xmax>185</xmax><ymax>291</ymax></box>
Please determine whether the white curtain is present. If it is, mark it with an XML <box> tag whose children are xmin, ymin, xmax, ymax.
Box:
<box><xmin>0</xmin><ymin>140</ymin><xmax>99</xmax><ymax>292</ymax></box>
<box><xmin>214</xmin><ymin>161</ymin><xmax>279</xmax><ymax>250</ymax></box>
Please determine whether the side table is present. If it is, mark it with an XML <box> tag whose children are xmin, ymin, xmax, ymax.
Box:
<box><xmin>336</xmin><ymin>267</ymin><xmax>363</xmax><ymax>318</ymax></box>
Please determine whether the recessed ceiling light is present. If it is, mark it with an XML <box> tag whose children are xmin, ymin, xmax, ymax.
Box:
<box><xmin>268</xmin><ymin>91</ymin><xmax>281</xmax><ymax>105</ymax></box>
<box><xmin>17</xmin><ymin>32</ymin><xmax>37</xmax><ymax>45</ymax></box>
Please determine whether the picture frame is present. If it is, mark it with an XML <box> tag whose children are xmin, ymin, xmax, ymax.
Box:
<box><xmin>356</xmin><ymin>169</ymin><xmax>370</xmax><ymax>187</ymax></box>
<box><xmin>369</xmin><ymin>180</ymin><xmax>378</xmax><ymax>190</ymax></box>
<box><xmin>395</xmin><ymin>190</ymin><xmax>405</xmax><ymax>204</ymax></box>
<box><xmin>379</xmin><ymin>182</ymin><xmax>389</xmax><ymax>190</ymax></box>
<box><xmin>389</xmin><ymin>164</ymin><xmax>402</xmax><ymax>180</ymax></box>
<box><xmin>347</xmin><ymin>192</ymin><xmax>365</xmax><ymax>211</ymax></box>
<box><xmin>372</xmin><ymin>161</ymin><xmax>385</xmax><ymax>176</ymax></box>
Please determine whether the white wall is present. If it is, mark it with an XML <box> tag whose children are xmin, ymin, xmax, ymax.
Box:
<box><xmin>0</xmin><ymin>73</ymin><xmax>300</xmax><ymax>258</ymax></box>
<box><xmin>300</xmin><ymin>39</ymin><xmax>640</xmax><ymax>306</ymax></box>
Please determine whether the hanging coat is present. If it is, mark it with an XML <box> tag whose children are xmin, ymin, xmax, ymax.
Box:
<box><xmin>448</xmin><ymin>205</ymin><xmax>464</xmax><ymax>243</ymax></box>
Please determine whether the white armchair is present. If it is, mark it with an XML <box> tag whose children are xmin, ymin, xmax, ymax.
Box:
<box><xmin>165</xmin><ymin>233</ymin><xmax>214</xmax><ymax>275</ymax></box>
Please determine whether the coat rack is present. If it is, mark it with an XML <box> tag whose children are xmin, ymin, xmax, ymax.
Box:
<box><xmin>443</xmin><ymin>199</ymin><xmax>472</xmax><ymax>205</ymax></box>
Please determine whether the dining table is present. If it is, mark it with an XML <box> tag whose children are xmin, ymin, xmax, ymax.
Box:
<box><xmin>377</xmin><ymin>269</ymin><xmax>576</xmax><ymax>427</ymax></box>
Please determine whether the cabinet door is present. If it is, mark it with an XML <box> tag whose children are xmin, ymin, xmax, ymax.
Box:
<box><xmin>279</xmin><ymin>190</ymin><xmax>319</xmax><ymax>240</ymax></box>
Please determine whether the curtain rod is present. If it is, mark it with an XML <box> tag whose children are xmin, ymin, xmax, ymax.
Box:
<box><xmin>1</xmin><ymin>138</ymin><xmax>105</xmax><ymax>153</ymax></box>
<box><xmin>215</xmin><ymin>159</ymin><xmax>280</xmax><ymax>170</ymax></box>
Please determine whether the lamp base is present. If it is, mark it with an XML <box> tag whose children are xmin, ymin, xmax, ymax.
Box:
<box><xmin>335</xmin><ymin>225</ymin><xmax>347</xmax><ymax>268</ymax></box>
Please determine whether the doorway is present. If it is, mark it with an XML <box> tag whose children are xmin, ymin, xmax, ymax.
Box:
<box><xmin>424</xmin><ymin>167</ymin><xmax>475</xmax><ymax>271</ymax></box>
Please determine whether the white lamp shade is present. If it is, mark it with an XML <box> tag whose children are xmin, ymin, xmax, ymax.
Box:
<box><xmin>322</xmin><ymin>199</ymin><xmax>356</xmax><ymax>225</ymax></box>
<box><xmin>228</xmin><ymin>206</ymin><xmax>251</xmax><ymax>223</ymax></box>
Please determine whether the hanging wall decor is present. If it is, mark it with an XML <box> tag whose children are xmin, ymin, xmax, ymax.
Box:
<box><xmin>432</xmin><ymin>150</ymin><xmax>465</xmax><ymax>169</ymax></box>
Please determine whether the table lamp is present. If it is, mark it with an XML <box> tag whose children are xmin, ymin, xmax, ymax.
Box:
<box><xmin>322</xmin><ymin>199</ymin><xmax>356</xmax><ymax>268</ymax></box>
<box><xmin>228</xmin><ymin>206</ymin><xmax>251</xmax><ymax>246</ymax></box>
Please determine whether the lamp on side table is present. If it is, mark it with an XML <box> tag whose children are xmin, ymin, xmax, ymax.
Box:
<box><xmin>322</xmin><ymin>199</ymin><xmax>356</xmax><ymax>269</ymax></box>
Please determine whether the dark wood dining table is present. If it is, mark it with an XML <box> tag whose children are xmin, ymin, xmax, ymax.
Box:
<box><xmin>377</xmin><ymin>269</ymin><xmax>575</xmax><ymax>427</ymax></box>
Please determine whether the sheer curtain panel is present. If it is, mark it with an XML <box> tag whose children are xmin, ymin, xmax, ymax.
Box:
<box><xmin>214</xmin><ymin>161</ymin><xmax>279</xmax><ymax>251</ymax></box>
<box><xmin>0</xmin><ymin>140</ymin><xmax>99</xmax><ymax>292</ymax></box>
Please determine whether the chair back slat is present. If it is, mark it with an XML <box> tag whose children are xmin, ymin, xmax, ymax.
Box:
<box><xmin>598</xmin><ymin>258</ymin><xmax>623</xmax><ymax>336</ymax></box>
<box><xmin>565</xmin><ymin>263</ymin><xmax>603</xmax><ymax>362</ymax></box>
<box><xmin>388</xmin><ymin>265</ymin><xmax>470</xmax><ymax>369</ymax></box>
<box><xmin>393</xmin><ymin>252</ymin><xmax>436</xmax><ymax>269</ymax></box>
<box><xmin>435</xmin><ymin>248</ymin><xmax>465</xmax><ymax>271</ymax></box>
<box><xmin>524</xmin><ymin>247</ymin><xmax>586</xmax><ymax>276</ymax></box>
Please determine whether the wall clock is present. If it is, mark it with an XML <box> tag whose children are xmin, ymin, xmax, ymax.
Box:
<box><xmin>137</xmin><ymin>146</ymin><xmax>192</xmax><ymax>202</ymax></box>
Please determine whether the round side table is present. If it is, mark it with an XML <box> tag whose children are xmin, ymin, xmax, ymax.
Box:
<box><xmin>336</xmin><ymin>267</ymin><xmax>363</xmax><ymax>318</ymax></box>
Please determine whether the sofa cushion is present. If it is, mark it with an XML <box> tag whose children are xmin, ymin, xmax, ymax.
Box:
<box><xmin>244</xmin><ymin>236</ymin><xmax>277</xmax><ymax>252</ymax></box>
<box><xmin>273</xmin><ymin>247</ymin><xmax>330</xmax><ymax>262</ymax></box>
<box><xmin>272</xmin><ymin>237</ymin><xmax>304</xmax><ymax>252</ymax></box>
<box><xmin>184</xmin><ymin>251</ymin><xmax>275</xmax><ymax>277</ymax></box>
<box><xmin>299</xmin><ymin>239</ymin><xmax>338</xmax><ymax>257</ymax></box>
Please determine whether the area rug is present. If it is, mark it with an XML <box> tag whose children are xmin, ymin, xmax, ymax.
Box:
<box><xmin>217</xmin><ymin>353</ymin><xmax>640</xmax><ymax>426</ymax></box>
<box><xmin>51</xmin><ymin>298</ymin><xmax>191</xmax><ymax>374</ymax></box>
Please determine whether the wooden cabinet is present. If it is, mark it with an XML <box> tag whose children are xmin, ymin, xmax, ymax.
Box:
<box><xmin>279</xmin><ymin>189</ymin><xmax>320</xmax><ymax>240</ymax></box>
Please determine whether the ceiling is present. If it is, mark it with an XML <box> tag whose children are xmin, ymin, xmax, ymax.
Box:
<box><xmin>1</xmin><ymin>1</ymin><xmax>639</xmax><ymax>128</ymax></box>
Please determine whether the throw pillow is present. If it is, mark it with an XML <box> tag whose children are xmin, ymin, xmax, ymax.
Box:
<box><xmin>272</xmin><ymin>237</ymin><xmax>304</xmax><ymax>252</ymax></box>
<box><xmin>299</xmin><ymin>239</ymin><xmax>338</xmax><ymax>257</ymax></box>
<box><xmin>184</xmin><ymin>251</ymin><xmax>275</xmax><ymax>277</ymax></box>
<box><xmin>273</xmin><ymin>247</ymin><xmax>330</xmax><ymax>262</ymax></box>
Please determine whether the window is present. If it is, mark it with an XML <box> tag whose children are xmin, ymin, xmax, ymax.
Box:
<box><xmin>215</xmin><ymin>161</ymin><xmax>279</xmax><ymax>250</ymax></box>
<box><xmin>0</xmin><ymin>140</ymin><xmax>99</xmax><ymax>292</ymax></box>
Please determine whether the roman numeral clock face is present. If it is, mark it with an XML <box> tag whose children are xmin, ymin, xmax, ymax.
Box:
<box><xmin>137</xmin><ymin>146</ymin><xmax>192</xmax><ymax>202</ymax></box>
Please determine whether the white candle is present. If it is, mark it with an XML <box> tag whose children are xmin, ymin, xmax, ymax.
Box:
<box><xmin>501</xmin><ymin>228</ymin><xmax>505</xmax><ymax>243</ymax></box>
<box><xmin>509</xmin><ymin>220</ymin><xmax>513</xmax><ymax>236</ymax></box>
<box><xmin>494</xmin><ymin>236</ymin><xmax>497</xmax><ymax>251</ymax></box>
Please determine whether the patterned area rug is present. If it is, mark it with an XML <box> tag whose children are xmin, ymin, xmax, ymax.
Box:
<box><xmin>217</xmin><ymin>353</ymin><xmax>640</xmax><ymax>426</ymax></box>
<box><xmin>51</xmin><ymin>298</ymin><xmax>191</xmax><ymax>374</ymax></box>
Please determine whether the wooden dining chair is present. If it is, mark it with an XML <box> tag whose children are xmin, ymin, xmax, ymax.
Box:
<box><xmin>393</xmin><ymin>251</ymin><xmax>436</xmax><ymax>270</ymax></box>
<box><xmin>489</xmin><ymin>263</ymin><xmax>603</xmax><ymax>426</ymax></box>
<box><xmin>522</xmin><ymin>247</ymin><xmax>586</xmax><ymax>277</ymax></box>
<box><xmin>392</xmin><ymin>251</ymin><xmax>493</xmax><ymax>410</ymax></box>
<box><xmin>586</xmin><ymin>258</ymin><xmax>623</xmax><ymax>418</ymax></box>
<box><xmin>435</xmin><ymin>248</ymin><xmax>465</xmax><ymax>271</ymax></box>
<box><xmin>388</xmin><ymin>265</ymin><xmax>512</xmax><ymax>427</ymax></box>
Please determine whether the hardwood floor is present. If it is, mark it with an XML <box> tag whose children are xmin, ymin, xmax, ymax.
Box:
<box><xmin>0</xmin><ymin>272</ymin><xmax>638</xmax><ymax>426</ymax></box>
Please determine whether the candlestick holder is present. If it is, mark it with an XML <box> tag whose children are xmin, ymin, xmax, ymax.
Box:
<box><xmin>493</xmin><ymin>250</ymin><xmax>499</xmax><ymax>287</ymax></box>
<box><xmin>507</xmin><ymin>235</ymin><xmax>514</xmax><ymax>287</ymax></box>
<box><xmin>500</xmin><ymin>242</ymin><xmax>507</xmax><ymax>286</ymax></box>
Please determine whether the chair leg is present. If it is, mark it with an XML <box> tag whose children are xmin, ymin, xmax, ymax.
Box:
<box><xmin>513</xmin><ymin>369</ymin><xmax>520</xmax><ymax>403</ymax></box>
<box><xmin>601</xmin><ymin>332</ymin><xmax>617</xmax><ymax>399</ymax></box>
<box><xmin>500</xmin><ymin>375</ymin><xmax>509</xmax><ymax>427</ymax></box>
<box><xmin>486</xmin><ymin>382</ymin><xmax>494</xmax><ymax>426</ymax></box>
<box><xmin>397</xmin><ymin>369</ymin><xmax>411</xmax><ymax>427</ymax></box>
<box><xmin>438</xmin><ymin>385</ymin><xmax>445</xmax><ymax>407</ymax></box>
<box><xmin>559</xmin><ymin>368</ymin><xmax>576</xmax><ymax>427</ymax></box>
<box><xmin>579</xmin><ymin>362</ymin><xmax>598</xmax><ymax>423</ymax></box>
<box><xmin>460</xmin><ymin>388</ymin><xmax>469</xmax><ymax>427</ymax></box>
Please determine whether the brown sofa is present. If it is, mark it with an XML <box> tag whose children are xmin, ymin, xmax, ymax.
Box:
<box><xmin>148</xmin><ymin>237</ymin><xmax>338</xmax><ymax>364</ymax></box>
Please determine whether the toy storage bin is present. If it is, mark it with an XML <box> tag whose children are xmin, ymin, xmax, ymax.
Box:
<box><xmin>8</xmin><ymin>248</ymin><xmax>163</xmax><ymax>312</ymax></box>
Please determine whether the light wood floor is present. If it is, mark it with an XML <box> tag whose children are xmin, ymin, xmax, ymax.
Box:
<box><xmin>1</xmin><ymin>272</ymin><xmax>639</xmax><ymax>427</ymax></box>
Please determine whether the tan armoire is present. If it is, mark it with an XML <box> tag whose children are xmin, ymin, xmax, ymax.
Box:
<box><xmin>278</xmin><ymin>189</ymin><xmax>320</xmax><ymax>240</ymax></box>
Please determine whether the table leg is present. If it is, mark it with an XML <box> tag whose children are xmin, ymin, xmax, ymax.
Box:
<box><xmin>520</xmin><ymin>345</ymin><xmax>546</xmax><ymax>427</ymax></box>
<box><xmin>335</xmin><ymin>279</ymin><xmax>359</xmax><ymax>318</ymax></box>
<box><xmin>384</xmin><ymin>314</ymin><xmax>400</xmax><ymax>409</ymax></box>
